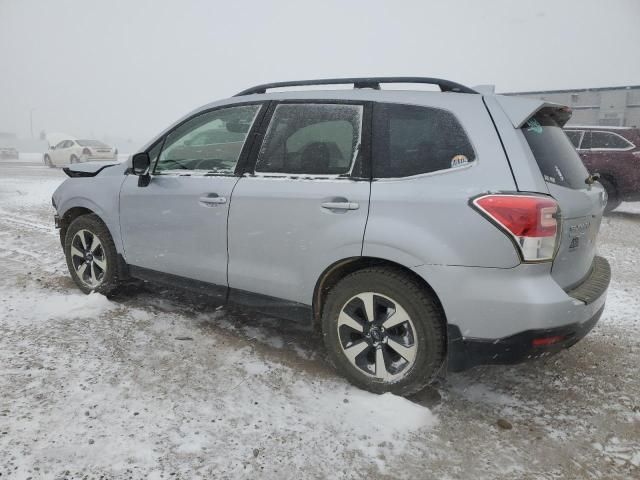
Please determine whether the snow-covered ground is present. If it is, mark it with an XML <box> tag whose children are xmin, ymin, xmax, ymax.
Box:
<box><xmin>8</xmin><ymin>152</ymin><xmax>131</xmax><ymax>164</ymax></box>
<box><xmin>1</xmin><ymin>159</ymin><xmax>639</xmax><ymax>479</ymax></box>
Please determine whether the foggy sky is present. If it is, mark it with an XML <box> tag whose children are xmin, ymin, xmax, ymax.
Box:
<box><xmin>1</xmin><ymin>0</ymin><xmax>639</xmax><ymax>147</ymax></box>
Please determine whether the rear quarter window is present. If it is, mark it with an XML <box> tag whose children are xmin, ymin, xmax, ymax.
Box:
<box><xmin>522</xmin><ymin>112</ymin><xmax>589</xmax><ymax>190</ymax></box>
<box><xmin>373</xmin><ymin>103</ymin><xmax>475</xmax><ymax>178</ymax></box>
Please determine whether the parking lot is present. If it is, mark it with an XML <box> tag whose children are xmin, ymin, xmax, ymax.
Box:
<box><xmin>1</xmin><ymin>159</ymin><xmax>639</xmax><ymax>479</ymax></box>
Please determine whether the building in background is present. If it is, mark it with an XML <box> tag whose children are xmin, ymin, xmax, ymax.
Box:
<box><xmin>508</xmin><ymin>85</ymin><xmax>640</xmax><ymax>127</ymax></box>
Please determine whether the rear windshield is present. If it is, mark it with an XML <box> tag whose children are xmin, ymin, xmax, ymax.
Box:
<box><xmin>77</xmin><ymin>140</ymin><xmax>108</xmax><ymax>147</ymax></box>
<box><xmin>522</xmin><ymin>112</ymin><xmax>589</xmax><ymax>189</ymax></box>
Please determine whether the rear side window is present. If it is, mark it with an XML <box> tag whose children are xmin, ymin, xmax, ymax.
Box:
<box><xmin>255</xmin><ymin>103</ymin><xmax>363</xmax><ymax>175</ymax></box>
<box><xmin>373</xmin><ymin>103</ymin><xmax>475</xmax><ymax>178</ymax></box>
<box><xmin>522</xmin><ymin>112</ymin><xmax>589</xmax><ymax>189</ymax></box>
<box><xmin>581</xmin><ymin>131</ymin><xmax>633</xmax><ymax>150</ymax></box>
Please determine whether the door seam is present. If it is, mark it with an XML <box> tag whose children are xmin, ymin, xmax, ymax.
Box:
<box><xmin>225</xmin><ymin>175</ymin><xmax>244</xmax><ymax>301</ymax></box>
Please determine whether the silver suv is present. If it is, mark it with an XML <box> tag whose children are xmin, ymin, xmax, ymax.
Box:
<box><xmin>52</xmin><ymin>77</ymin><xmax>611</xmax><ymax>396</ymax></box>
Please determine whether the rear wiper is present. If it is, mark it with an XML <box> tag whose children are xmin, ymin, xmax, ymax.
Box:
<box><xmin>585</xmin><ymin>173</ymin><xmax>600</xmax><ymax>185</ymax></box>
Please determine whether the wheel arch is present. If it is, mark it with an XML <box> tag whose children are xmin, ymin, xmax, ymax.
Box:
<box><xmin>598</xmin><ymin>172</ymin><xmax>618</xmax><ymax>192</ymax></box>
<box><xmin>312</xmin><ymin>256</ymin><xmax>448</xmax><ymax>332</ymax></box>
<box><xmin>58</xmin><ymin>206</ymin><xmax>99</xmax><ymax>246</ymax></box>
<box><xmin>57</xmin><ymin>199</ymin><xmax>115</xmax><ymax>251</ymax></box>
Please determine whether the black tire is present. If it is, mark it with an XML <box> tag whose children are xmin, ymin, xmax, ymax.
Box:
<box><xmin>321</xmin><ymin>267</ymin><xmax>446</xmax><ymax>396</ymax></box>
<box><xmin>70</xmin><ymin>155</ymin><xmax>79</xmax><ymax>164</ymax></box>
<box><xmin>44</xmin><ymin>155</ymin><xmax>54</xmax><ymax>168</ymax></box>
<box><xmin>64</xmin><ymin>214</ymin><xmax>120</xmax><ymax>295</ymax></box>
<box><xmin>599</xmin><ymin>177</ymin><xmax>621</xmax><ymax>214</ymax></box>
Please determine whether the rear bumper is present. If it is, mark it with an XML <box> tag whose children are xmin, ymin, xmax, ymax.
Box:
<box><xmin>411</xmin><ymin>256</ymin><xmax>611</xmax><ymax>372</ymax></box>
<box><xmin>447</xmin><ymin>303</ymin><xmax>604</xmax><ymax>371</ymax></box>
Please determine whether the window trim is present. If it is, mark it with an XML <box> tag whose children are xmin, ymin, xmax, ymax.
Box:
<box><xmin>244</xmin><ymin>100</ymin><xmax>372</xmax><ymax>181</ymax></box>
<box><xmin>372</xmin><ymin>160</ymin><xmax>476</xmax><ymax>182</ymax></box>
<box><xmin>371</xmin><ymin>101</ymin><xmax>478</xmax><ymax>181</ymax></box>
<box><xmin>146</xmin><ymin>101</ymin><xmax>269</xmax><ymax>177</ymax></box>
<box><xmin>577</xmin><ymin>129</ymin><xmax>635</xmax><ymax>152</ymax></box>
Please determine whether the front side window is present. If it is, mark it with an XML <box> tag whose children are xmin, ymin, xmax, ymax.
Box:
<box><xmin>255</xmin><ymin>103</ymin><xmax>363</xmax><ymax>175</ymax></box>
<box><xmin>373</xmin><ymin>103</ymin><xmax>476</xmax><ymax>178</ymax></box>
<box><xmin>582</xmin><ymin>131</ymin><xmax>633</xmax><ymax>150</ymax></box>
<box><xmin>155</xmin><ymin>104</ymin><xmax>261</xmax><ymax>175</ymax></box>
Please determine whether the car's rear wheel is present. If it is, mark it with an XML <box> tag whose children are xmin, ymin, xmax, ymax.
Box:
<box><xmin>64</xmin><ymin>214</ymin><xmax>120</xmax><ymax>295</ymax></box>
<box><xmin>321</xmin><ymin>267</ymin><xmax>446</xmax><ymax>396</ymax></box>
<box><xmin>70</xmin><ymin>154</ymin><xmax>79</xmax><ymax>164</ymax></box>
<box><xmin>599</xmin><ymin>177</ymin><xmax>621</xmax><ymax>214</ymax></box>
<box><xmin>44</xmin><ymin>155</ymin><xmax>54</xmax><ymax>168</ymax></box>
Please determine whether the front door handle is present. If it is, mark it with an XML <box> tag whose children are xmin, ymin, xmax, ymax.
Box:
<box><xmin>199</xmin><ymin>193</ymin><xmax>227</xmax><ymax>206</ymax></box>
<box><xmin>321</xmin><ymin>201</ymin><xmax>359</xmax><ymax>211</ymax></box>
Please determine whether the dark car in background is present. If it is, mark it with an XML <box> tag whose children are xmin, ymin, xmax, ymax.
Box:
<box><xmin>0</xmin><ymin>147</ymin><xmax>19</xmax><ymax>160</ymax></box>
<box><xmin>565</xmin><ymin>126</ymin><xmax>640</xmax><ymax>212</ymax></box>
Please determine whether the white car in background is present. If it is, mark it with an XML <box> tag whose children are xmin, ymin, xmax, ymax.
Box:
<box><xmin>44</xmin><ymin>136</ymin><xmax>117</xmax><ymax>167</ymax></box>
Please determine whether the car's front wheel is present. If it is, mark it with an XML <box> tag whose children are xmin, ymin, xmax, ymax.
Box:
<box><xmin>64</xmin><ymin>214</ymin><xmax>120</xmax><ymax>295</ymax></box>
<box><xmin>321</xmin><ymin>267</ymin><xmax>446</xmax><ymax>396</ymax></box>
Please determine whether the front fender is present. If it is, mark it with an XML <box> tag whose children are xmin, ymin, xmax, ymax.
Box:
<box><xmin>54</xmin><ymin>175</ymin><xmax>127</xmax><ymax>254</ymax></box>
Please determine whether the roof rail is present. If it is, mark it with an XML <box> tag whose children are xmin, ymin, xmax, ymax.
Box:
<box><xmin>234</xmin><ymin>77</ymin><xmax>478</xmax><ymax>96</ymax></box>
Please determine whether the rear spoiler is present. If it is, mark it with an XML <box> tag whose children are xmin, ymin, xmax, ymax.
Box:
<box><xmin>494</xmin><ymin>95</ymin><xmax>572</xmax><ymax>128</ymax></box>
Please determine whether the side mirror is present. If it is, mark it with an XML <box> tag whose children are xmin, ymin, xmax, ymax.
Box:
<box><xmin>132</xmin><ymin>152</ymin><xmax>151</xmax><ymax>175</ymax></box>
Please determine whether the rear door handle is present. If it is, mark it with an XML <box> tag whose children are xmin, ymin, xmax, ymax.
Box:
<box><xmin>199</xmin><ymin>193</ymin><xmax>227</xmax><ymax>206</ymax></box>
<box><xmin>321</xmin><ymin>201</ymin><xmax>359</xmax><ymax>211</ymax></box>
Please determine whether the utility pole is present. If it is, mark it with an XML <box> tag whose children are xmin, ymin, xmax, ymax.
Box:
<box><xmin>30</xmin><ymin>108</ymin><xmax>36</xmax><ymax>138</ymax></box>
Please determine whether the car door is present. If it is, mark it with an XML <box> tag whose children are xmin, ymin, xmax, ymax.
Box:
<box><xmin>52</xmin><ymin>140</ymin><xmax>68</xmax><ymax>165</ymax></box>
<box><xmin>227</xmin><ymin>101</ymin><xmax>371</xmax><ymax>307</ymax></box>
<box><xmin>119</xmin><ymin>103</ymin><xmax>265</xmax><ymax>295</ymax></box>
<box><xmin>581</xmin><ymin>130</ymin><xmax>638</xmax><ymax>193</ymax></box>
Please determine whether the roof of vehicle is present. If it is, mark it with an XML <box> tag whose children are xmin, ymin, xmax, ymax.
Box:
<box><xmin>139</xmin><ymin>78</ymin><xmax>571</xmax><ymax>150</ymax></box>
<box><xmin>565</xmin><ymin>125</ymin><xmax>636</xmax><ymax>130</ymax></box>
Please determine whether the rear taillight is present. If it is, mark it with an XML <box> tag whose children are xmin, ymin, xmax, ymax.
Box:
<box><xmin>472</xmin><ymin>194</ymin><xmax>560</xmax><ymax>262</ymax></box>
<box><xmin>82</xmin><ymin>148</ymin><xmax>91</xmax><ymax>155</ymax></box>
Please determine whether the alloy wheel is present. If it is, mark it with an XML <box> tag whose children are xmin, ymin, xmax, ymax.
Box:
<box><xmin>337</xmin><ymin>292</ymin><xmax>418</xmax><ymax>382</ymax></box>
<box><xmin>70</xmin><ymin>229</ymin><xmax>107</xmax><ymax>288</ymax></box>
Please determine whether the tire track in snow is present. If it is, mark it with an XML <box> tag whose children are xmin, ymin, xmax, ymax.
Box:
<box><xmin>0</xmin><ymin>208</ymin><xmax>56</xmax><ymax>234</ymax></box>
